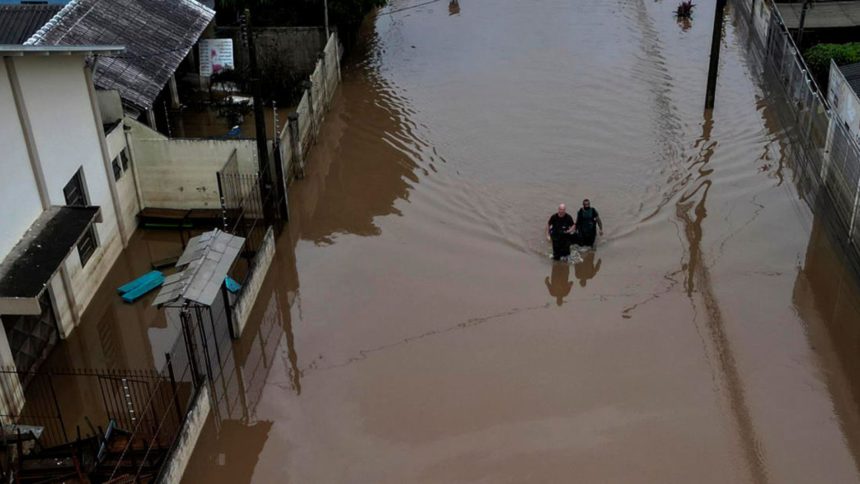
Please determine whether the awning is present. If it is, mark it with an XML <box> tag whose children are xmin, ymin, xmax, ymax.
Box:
<box><xmin>0</xmin><ymin>206</ymin><xmax>101</xmax><ymax>315</ymax></box>
<box><xmin>153</xmin><ymin>229</ymin><xmax>245</xmax><ymax>307</ymax></box>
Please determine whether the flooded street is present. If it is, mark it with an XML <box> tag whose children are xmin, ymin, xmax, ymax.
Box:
<box><xmin>183</xmin><ymin>0</ymin><xmax>860</xmax><ymax>481</ymax></box>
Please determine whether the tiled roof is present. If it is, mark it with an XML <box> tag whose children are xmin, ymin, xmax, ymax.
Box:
<box><xmin>25</xmin><ymin>0</ymin><xmax>214</xmax><ymax>113</ymax></box>
<box><xmin>0</xmin><ymin>4</ymin><xmax>62</xmax><ymax>44</ymax></box>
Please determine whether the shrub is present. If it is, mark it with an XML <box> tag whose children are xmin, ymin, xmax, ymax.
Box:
<box><xmin>804</xmin><ymin>43</ymin><xmax>860</xmax><ymax>84</ymax></box>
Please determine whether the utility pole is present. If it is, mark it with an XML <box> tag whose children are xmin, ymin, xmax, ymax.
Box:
<box><xmin>324</xmin><ymin>0</ymin><xmax>330</xmax><ymax>38</ymax></box>
<box><xmin>241</xmin><ymin>9</ymin><xmax>275</xmax><ymax>225</ymax></box>
<box><xmin>796</xmin><ymin>0</ymin><xmax>814</xmax><ymax>49</ymax></box>
<box><xmin>705</xmin><ymin>0</ymin><xmax>728</xmax><ymax>110</ymax></box>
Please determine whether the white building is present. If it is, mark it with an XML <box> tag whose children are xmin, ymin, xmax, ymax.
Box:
<box><xmin>0</xmin><ymin>45</ymin><xmax>132</xmax><ymax>376</ymax></box>
<box><xmin>828</xmin><ymin>60</ymin><xmax>860</xmax><ymax>144</ymax></box>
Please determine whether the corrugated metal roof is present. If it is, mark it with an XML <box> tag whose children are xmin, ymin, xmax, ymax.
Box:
<box><xmin>24</xmin><ymin>0</ymin><xmax>214</xmax><ymax>113</ymax></box>
<box><xmin>0</xmin><ymin>4</ymin><xmax>62</xmax><ymax>44</ymax></box>
<box><xmin>840</xmin><ymin>62</ymin><xmax>860</xmax><ymax>98</ymax></box>
<box><xmin>153</xmin><ymin>230</ymin><xmax>245</xmax><ymax>307</ymax></box>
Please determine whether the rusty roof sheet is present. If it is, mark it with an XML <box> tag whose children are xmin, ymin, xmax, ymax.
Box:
<box><xmin>0</xmin><ymin>4</ymin><xmax>62</xmax><ymax>44</ymax></box>
<box><xmin>24</xmin><ymin>0</ymin><xmax>214</xmax><ymax>112</ymax></box>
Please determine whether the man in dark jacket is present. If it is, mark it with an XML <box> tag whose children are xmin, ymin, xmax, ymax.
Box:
<box><xmin>574</xmin><ymin>199</ymin><xmax>603</xmax><ymax>247</ymax></box>
<box><xmin>547</xmin><ymin>203</ymin><xmax>575</xmax><ymax>260</ymax></box>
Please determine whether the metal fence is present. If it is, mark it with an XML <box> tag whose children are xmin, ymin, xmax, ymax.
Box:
<box><xmin>735</xmin><ymin>0</ymin><xmax>860</xmax><ymax>263</ymax></box>
<box><xmin>216</xmin><ymin>148</ymin><xmax>278</xmax><ymax>258</ymax></box>
<box><xmin>0</xmin><ymin>362</ymin><xmax>194</xmax><ymax>482</ymax></box>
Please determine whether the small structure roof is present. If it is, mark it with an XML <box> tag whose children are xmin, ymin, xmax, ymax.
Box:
<box><xmin>778</xmin><ymin>1</ymin><xmax>860</xmax><ymax>29</ymax></box>
<box><xmin>0</xmin><ymin>4</ymin><xmax>62</xmax><ymax>44</ymax></box>
<box><xmin>24</xmin><ymin>0</ymin><xmax>215</xmax><ymax>113</ymax></box>
<box><xmin>153</xmin><ymin>230</ymin><xmax>245</xmax><ymax>308</ymax></box>
<box><xmin>0</xmin><ymin>206</ymin><xmax>101</xmax><ymax>315</ymax></box>
<box><xmin>839</xmin><ymin>62</ymin><xmax>860</xmax><ymax>98</ymax></box>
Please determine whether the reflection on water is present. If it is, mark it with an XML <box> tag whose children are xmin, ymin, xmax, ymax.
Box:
<box><xmin>575</xmin><ymin>251</ymin><xmax>602</xmax><ymax>287</ymax></box>
<box><xmin>545</xmin><ymin>262</ymin><xmax>572</xmax><ymax>306</ymax></box>
<box><xmin>448</xmin><ymin>0</ymin><xmax>460</xmax><ymax>16</ymax></box>
<box><xmin>175</xmin><ymin>0</ymin><xmax>860</xmax><ymax>480</ymax></box>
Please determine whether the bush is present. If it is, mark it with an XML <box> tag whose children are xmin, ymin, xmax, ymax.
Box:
<box><xmin>804</xmin><ymin>43</ymin><xmax>860</xmax><ymax>84</ymax></box>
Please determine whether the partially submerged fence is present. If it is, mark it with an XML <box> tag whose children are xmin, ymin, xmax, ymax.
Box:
<box><xmin>0</xmin><ymin>362</ymin><xmax>195</xmax><ymax>482</ymax></box>
<box><xmin>280</xmin><ymin>32</ymin><xmax>342</xmax><ymax>180</ymax></box>
<box><xmin>216</xmin><ymin>149</ymin><xmax>281</xmax><ymax>338</ymax></box>
<box><xmin>734</xmin><ymin>0</ymin><xmax>860</xmax><ymax>266</ymax></box>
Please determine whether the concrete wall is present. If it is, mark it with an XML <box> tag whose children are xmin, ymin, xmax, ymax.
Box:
<box><xmin>0</xmin><ymin>60</ymin><xmax>44</xmax><ymax>258</ymax></box>
<box><xmin>106</xmin><ymin>124</ymin><xmax>141</xmax><ymax>236</ymax></box>
<box><xmin>216</xmin><ymin>26</ymin><xmax>326</xmax><ymax>80</ymax></box>
<box><xmin>829</xmin><ymin>62</ymin><xmax>860</xmax><ymax>145</ymax></box>
<box><xmin>157</xmin><ymin>384</ymin><xmax>211</xmax><ymax>484</ymax></box>
<box><xmin>96</xmin><ymin>89</ymin><xmax>123</xmax><ymax>125</ymax></box>
<box><xmin>286</xmin><ymin>33</ymin><xmax>342</xmax><ymax>178</ymax></box>
<box><xmin>127</xmin><ymin>118</ymin><xmax>259</xmax><ymax>209</ymax></box>
<box><xmin>231</xmin><ymin>227</ymin><xmax>275</xmax><ymax>338</ymax></box>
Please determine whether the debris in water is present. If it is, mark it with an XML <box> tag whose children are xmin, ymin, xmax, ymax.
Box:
<box><xmin>675</xmin><ymin>1</ymin><xmax>695</xmax><ymax>19</ymax></box>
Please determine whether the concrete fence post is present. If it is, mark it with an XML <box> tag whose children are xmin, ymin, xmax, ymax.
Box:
<box><xmin>821</xmin><ymin>116</ymin><xmax>836</xmax><ymax>181</ymax></box>
<box><xmin>333</xmin><ymin>33</ymin><xmax>342</xmax><ymax>83</ymax></box>
<box><xmin>288</xmin><ymin>113</ymin><xmax>304</xmax><ymax>179</ymax></box>
<box><xmin>849</xmin><ymin>176</ymin><xmax>860</xmax><ymax>242</ymax></box>
<box><xmin>319</xmin><ymin>52</ymin><xmax>328</xmax><ymax>106</ymax></box>
<box><xmin>304</xmin><ymin>81</ymin><xmax>316</xmax><ymax>136</ymax></box>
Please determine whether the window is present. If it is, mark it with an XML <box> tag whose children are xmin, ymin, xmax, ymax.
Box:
<box><xmin>120</xmin><ymin>148</ymin><xmax>130</xmax><ymax>171</ymax></box>
<box><xmin>112</xmin><ymin>158</ymin><xmax>122</xmax><ymax>181</ymax></box>
<box><xmin>63</xmin><ymin>168</ymin><xmax>89</xmax><ymax>207</ymax></box>
<box><xmin>63</xmin><ymin>168</ymin><xmax>99</xmax><ymax>266</ymax></box>
<box><xmin>77</xmin><ymin>225</ymin><xmax>98</xmax><ymax>267</ymax></box>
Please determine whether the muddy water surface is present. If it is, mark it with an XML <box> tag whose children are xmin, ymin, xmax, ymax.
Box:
<box><xmin>183</xmin><ymin>0</ymin><xmax>860</xmax><ymax>482</ymax></box>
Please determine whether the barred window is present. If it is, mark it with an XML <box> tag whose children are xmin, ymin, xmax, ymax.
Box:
<box><xmin>112</xmin><ymin>158</ymin><xmax>122</xmax><ymax>181</ymax></box>
<box><xmin>78</xmin><ymin>225</ymin><xmax>98</xmax><ymax>267</ymax></box>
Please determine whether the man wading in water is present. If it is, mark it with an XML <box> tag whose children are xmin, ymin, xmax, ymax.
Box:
<box><xmin>547</xmin><ymin>203</ymin><xmax>576</xmax><ymax>260</ymax></box>
<box><xmin>574</xmin><ymin>199</ymin><xmax>603</xmax><ymax>248</ymax></box>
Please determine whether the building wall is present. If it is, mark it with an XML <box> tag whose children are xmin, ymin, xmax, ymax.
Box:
<box><xmin>126</xmin><ymin>118</ymin><xmax>260</xmax><ymax>209</ymax></box>
<box><xmin>106</xmin><ymin>123</ymin><xmax>141</xmax><ymax>236</ymax></box>
<box><xmin>216</xmin><ymin>26</ymin><xmax>326</xmax><ymax>81</ymax></box>
<box><xmin>0</xmin><ymin>60</ymin><xmax>44</xmax><ymax>258</ymax></box>
<box><xmin>11</xmin><ymin>56</ymin><xmax>124</xmax><ymax>328</ymax></box>
<box><xmin>829</xmin><ymin>62</ymin><xmax>860</xmax><ymax>145</ymax></box>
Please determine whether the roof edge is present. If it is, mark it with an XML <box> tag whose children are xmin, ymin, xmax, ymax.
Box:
<box><xmin>0</xmin><ymin>45</ymin><xmax>125</xmax><ymax>56</ymax></box>
<box><xmin>23</xmin><ymin>0</ymin><xmax>81</xmax><ymax>46</ymax></box>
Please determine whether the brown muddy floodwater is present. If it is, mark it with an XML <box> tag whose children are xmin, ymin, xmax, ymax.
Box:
<box><xmin>183</xmin><ymin>0</ymin><xmax>860</xmax><ymax>482</ymax></box>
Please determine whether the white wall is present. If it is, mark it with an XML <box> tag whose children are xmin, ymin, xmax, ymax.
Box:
<box><xmin>106</xmin><ymin>123</ymin><xmax>141</xmax><ymax>235</ymax></box>
<box><xmin>127</xmin><ymin>118</ymin><xmax>259</xmax><ymax>209</ymax></box>
<box><xmin>11</xmin><ymin>56</ymin><xmax>124</xmax><ymax>323</ymax></box>
<box><xmin>0</xmin><ymin>60</ymin><xmax>44</xmax><ymax>258</ymax></box>
<box><xmin>829</xmin><ymin>62</ymin><xmax>860</xmax><ymax>145</ymax></box>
